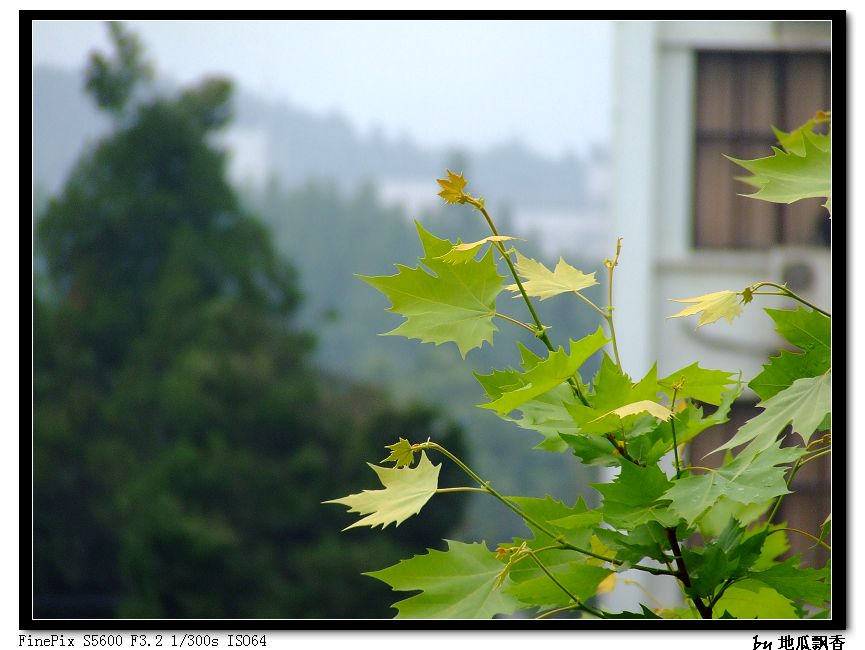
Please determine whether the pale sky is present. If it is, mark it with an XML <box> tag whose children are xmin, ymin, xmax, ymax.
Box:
<box><xmin>32</xmin><ymin>19</ymin><xmax>613</xmax><ymax>159</ymax></box>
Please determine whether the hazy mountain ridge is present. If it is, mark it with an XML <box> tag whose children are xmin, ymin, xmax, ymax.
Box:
<box><xmin>34</xmin><ymin>65</ymin><xmax>602</xmax><ymax>210</ymax></box>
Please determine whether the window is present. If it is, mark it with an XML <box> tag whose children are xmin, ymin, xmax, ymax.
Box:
<box><xmin>693</xmin><ymin>51</ymin><xmax>831</xmax><ymax>249</ymax></box>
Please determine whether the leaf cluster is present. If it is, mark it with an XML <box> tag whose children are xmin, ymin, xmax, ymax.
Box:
<box><xmin>328</xmin><ymin>119</ymin><xmax>832</xmax><ymax>620</ymax></box>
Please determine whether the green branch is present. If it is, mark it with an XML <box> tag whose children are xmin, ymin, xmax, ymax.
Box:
<box><xmin>748</xmin><ymin>281</ymin><xmax>830</xmax><ymax>318</ymax></box>
<box><xmin>524</xmin><ymin>549</ymin><xmax>605</xmax><ymax>618</ymax></box>
<box><xmin>467</xmin><ymin>197</ymin><xmax>591</xmax><ymax>407</ymax></box>
<box><xmin>767</xmin><ymin>446</ymin><xmax>831</xmax><ymax>524</ymax></box>
<box><xmin>768</xmin><ymin>526</ymin><xmax>832</xmax><ymax>552</ymax></box>
<box><xmin>603</xmin><ymin>237</ymin><xmax>623</xmax><ymax>367</ymax></box>
<box><xmin>494</xmin><ymin>311</ymin><xmax>538</xmax><ymax>334</ymax></box>
<box><xmin>665</xmin><ymin>527</ymin><xmax>713</xmax><ymax>619</ymax></box>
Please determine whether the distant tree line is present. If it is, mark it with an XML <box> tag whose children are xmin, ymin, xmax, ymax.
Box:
<box><xmin>32</xmin><ymin>22</ymin><xmax>468</xmax><ymax>619</ymax></box>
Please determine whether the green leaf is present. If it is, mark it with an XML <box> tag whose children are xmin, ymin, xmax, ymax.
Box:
<box><xmin>817</xmin><ymin>514</ymin><xmax>831</xmax><ymax>546</ymax></box>
<box><xmin>714</xmin><ymin>372</ymin><xmax>831</xmax><ymax>456</ymax></box>
<box><xmin>507</xmin><ymin>384</ymin><xmax>579</xmax><ymax>452</ymax></box>
<box><xmin>765</xmin><ymin>307</ymin><xmax>831</xmax><ymax>360</ymax></box>
<box><xmin>748</xmin><ymin>556</ymin><xmax>830</xmax><ymax>606</ymax></box>
<box><xmin>659</xmin><ymin>363</ymin><xmax>739</xmax><ymax>406</ymax></box>
<box><xmin>436</xmin><ymin>169</ymin><xmax>469</xmax><ymax>204</ymax></box>
<box><xmin>438</xmin><ymin>235</ymin><xmax>517</xmax><ymax>264</ymax></box>
<box><xmin>594</xmin><ymin>521</ymin><xmax>672</xmax><ymax>565</ymax></box>
<box><xmin>669</xmin><ymin>290</ymin><xmax>742</xmax><ymax>327</ymax></box>
<box><xmin>358</xmin><ymin>222</ymin><xmax>505</xmax><ymax>358</ymax></box>
<box><xmin>712</xmin><ymin>580</ymin><xmax>799</xmax><ymax>618</ymax></box>
<box><xmin>595</xmin><ymin>399</ymin><xmax>673</xmax><ymax>422</ymax></box>
<box><xmin>751</xmin><ymin>527</ymin><xmax>790</xmax><ymax>571</ymax></box>
<box><xmin>477</xmin><ymin>327</ymin><xmax>607</xmax><ymax>416</ymax></box>
<box><xmin>365</xmin><ymin>540</ymin><xmax>523</xmax><ymax>619</ymax></box>
<box><xmin>750</xmin><ymin>348</ymin><xmax>830</xmax><ymax>401</ymax></box>
<box><xmin>771</xmin><ymin>111</ymin><xmax>831</xmax><ymax>156</ymax></box>
<box><xmin>498</xmin><ymin>496</ymin><xmax>610</xmax><ymax>610</ymax></box>
<box><xmin>663</xmin><ymin>441</ymin><xmax>805</xmax><ymax>524</ymax></box>
<box><xmin>566</xmin><ymin>359</ymin><xmax>660</xmax><ymax>435</ymax></box>
<box><xmin>474</xmin><ymin>342</ymin><xmax>581</xmax><ymax>453</ymax></box>
<box><xmin>505</xmin><ymin>250</ymin><xmax>598</xmax><ymax>300</ymax></box>
<box><xmin>602</xmin><ymin>605</ymin><xmax>662</xmax><ymax>619</ymax></box>
<box><xmin>508</xmin><ymin>495</ymin><xmax>597</xmax><ymax>549</ymax></box>
<box><xmin>697</xmin><ymin>496</ymin><xmax>769</xmax><ymax>539</ymax></box>
<box><xmin>505</xmin><ymin>552</ymin><xmax>612</xmax><ymax>610</ymax></box>
<box><xmin>324</xmin><ymin>451</ymin><xmax>440</xmax><ymax>530</ymax></box>
<box><xmin>592</xmin><ymin>461</ymin><xmax>678</xmax><ymax>529</ymax></box>
<box><xmin>727</xmin><ymin>123</ymin><xmax>831</xmax><ymax>213</ymax></box>
<box><xmin>560</xmin><ymin>432</ymin><xmax>620</xmax><ymax>466</ymax></box>
<box><xmin>381</xmin><ymin>437</ymin><xmax>416</xmax><ymax>468</ymax></box>
<box><xmin>628</xmin><ymin>385</ymin><xmax>742</xmax><ymax>467</ymax></box>
<box><xmin>682</xmin><ymin>522</ymin><xmax>767</xmax><ymax>599</ymax></box>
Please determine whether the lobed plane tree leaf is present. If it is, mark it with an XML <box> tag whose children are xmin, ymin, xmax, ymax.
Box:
<box><xmin>358</xmin><ymin>222</ymin><xmax>504</xmax><ymax>358</ymax></box>
<box><xmin>477</xmin><ymin>327</ymin><xmax>607</xmax><ymax>416</ymax></box>
<box><xmin>727</xmin><ymin>116</ymin><xmax>831</xmax><ymax>213</ymax></box>
<box><xmin>324</xmin><ymin>452</ymin><xmax>440</xmax><ymax>530</ymax></box>
<box><xmin>747</xmin><ymin>556</ymin><xmax>830</xmax><ymax>607</ymax></box>
<box><xmin>381</xmin><ymin>437</ymin><xmax>417</xmax><ymax>468</ymax></box>
<box><xmin>669</xmin><ymin>290</ymin><xmax>742</xmax><ymax>327</ymax></box>
<box><xmin>592</xmin><ymin>461</ymin><xmax>678</xmax><ymax>530</ymax></box>
<box><xmin>713</xmin><ymin>372</ymin><xmax>831</xmax><ymax>457</ymax></box>
<box><xmin>436</xmin><ymin>169</ymin><xmax>469</xmax><ymax>204</ymax></box>
<box><xmin>566</xmin><ymin>358</ymin><xmax>660</xmax><ymax>435</ymax></box>
<box><xmin>505</xmin><ymin>250</ymin><xmax>598</xmax><ymax>300</ymax></box>
<box><xmin>662</xmin><ymin>441</ymin><xmax>806</xmax><ymax>524</ymax></box>
<box><xmin>659</xmin><ymin>363</ymin><xmax>739</xmax><ymax>406</ymax></box>
<box><xmin>365</xmin><ymin>540</ymin><xmax>523</xmax><ymax>619</ymax></box>
<box><xmin>712</xmin><ymin>580</ymin><xmax>799</xmax><ymax>619</ymax></box>
<box><xmin>437</xmin><ymin>235</ymin><xmax>517</xmax><ymax>264</ymax></box>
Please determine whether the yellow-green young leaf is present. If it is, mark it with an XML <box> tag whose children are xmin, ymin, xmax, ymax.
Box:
<box><xmin>593</xmin><ymin>400</ymin><xmax>673</xmax><ymax>423</ymax></box>
<box><xmin>358</xmin><ymin>222</ymin><xmax>505</xmax><ymax>358</ymax></box>
<box><xmin>669</xmin><ymin>290</ymin><xmax>742</xmax><ymax>327</ymax></box>
<box><xmin>323</xmin><ymin>451</ymin><xmax>440</xmax><ymax>530</ymax></box>
<box><xmin>771</xmin><ymin>111</ymin><xmax>831</xmax><ymax>156</ymax></box>
<box><xmin>726</xmin><ymin>123</ymin><xmax>831</xmax><ymax>214</ymax></box>
<box><xmin>382</xmin><ymin>437</ymin><xmax>416</xmax><ymax>468</ymax></box>
<box><xmin>436</xmin><ymin>169</ymin><xmax>469</xmax><ymax>204</ymax></box>
<box><xmin>438</xmin><ymin>236</ymin><xmax>517</xmax><ymax>264</ymax></box>
<box><xmin>506</xmin><ymin>250</ymin><xmax>598</xmax><ymax>300</ymax></box>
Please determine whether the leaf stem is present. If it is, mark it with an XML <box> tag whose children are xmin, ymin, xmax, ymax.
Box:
<box><xmin>768</xmin><ymin>527</ymin><xmax>832</xmax><ymax>552</ymax></box>
<box><xmin>604</xmin><ymin>237</ymin><xmax>623</xmax><ymax>367</ymax></box>
<box><xmin>767</xmin><ymin>446</ymin><xmax>831</xmax><ymax>524</ymax></box>
<box><xmin>494</xmin><ymin>311</ymin><xmax>538</xmax><ymax>334</ymax></box>
<box><xmin>524</xmin><ymin>549</ymin><xmax>605</xmax><ymax>618</ymax></box>
<box><xmin>670</xmin><ymin>387</ymin><xmax>681</xmax><ymax>479</ymax></box>
<box><xmin>468</xmin><ymin>198</ymin><xmax>590</xmax><ymax>407</ymax></box>
<box><xmin>708</xmin><ymin>577</ymin><xmax>741</xmax><ymax>611</ymax></box>
<box><xmin>535</xmin><ymin>603</ymin><xmax>583</xmax><ymax>620</ymax></box>
<box><xmin>435</xmin><ymin>487</ymin><xmax>488</xmax><ymax>494</ymax></box>
<box><xmin>748</xmin><ymin>282</ymin><xmax>831</xmax><ymax>317</ymax></box>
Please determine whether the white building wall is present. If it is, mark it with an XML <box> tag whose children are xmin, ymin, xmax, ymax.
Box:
<box><xmin>606</xmin><ymin>18</ymin><xmax>832</xmax><ymax>615</ymax></box>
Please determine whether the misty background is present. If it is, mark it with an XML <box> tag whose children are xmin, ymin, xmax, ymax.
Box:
<box><xmin>32</xmin><ymin>20</ymin><xmax>614</xmax><ymax>618</ymax></box>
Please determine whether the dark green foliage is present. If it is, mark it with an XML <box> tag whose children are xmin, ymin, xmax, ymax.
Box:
<box><xmin>85</xmin><ymin>22</ymin><xmax>153</xmax><ymax>115</ymax></box>
<box><xmin>34</xmin><ymin>23</ymin><xmax>466</xmax><ymax>619</ymax></box>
